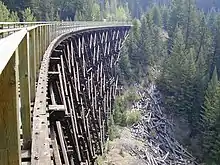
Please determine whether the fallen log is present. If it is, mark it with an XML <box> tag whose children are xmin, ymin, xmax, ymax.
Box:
<box><xmin>129</xmin><ymin>84</ymin><xmax>198</xmax><ymax>165</ymax></box>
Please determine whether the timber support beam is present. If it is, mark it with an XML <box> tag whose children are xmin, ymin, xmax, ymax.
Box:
<box><xmin>46</xmin><ymin>26</ymin><xmax>130</xmax><ymax>164</ymax></box>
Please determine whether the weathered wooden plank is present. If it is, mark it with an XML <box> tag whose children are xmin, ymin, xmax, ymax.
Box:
<box><xmin>0</xmin><ymin>51</ymin><xmax>21</xmax><ymax>165</ymax></box>
<box><xmin>29</xmin><ymin>29</ymin><xmax>36</xmax><ymax>102</ymax></box>
<box><xmin>21</xmin><ymin>150</ymin><xmax>31</xmax><ymax>159</ymax></box>
<box><xmin>42</xmin><ymin>26</ymin><xmax>131</xmax><ymax>164</ymax></box>
<box><xmin>0</xmin><ymin>29</ymin><xmax>26</xmax><ymax>75</ymax></box>
<box><xmin>68</xmin><ymin>82</ymin><xmax>82</xmax><ymax>161</ymax></box>
<box><xmin>56</xmin><ymin>121</ymin><xmax>70</xmax><ymax>165</ymax></box>
<box><xmin>57</xmin><ymin>63</ymin><xmax>68</xmax><ymax>114</ymax></box>
<box><xmin>60</xmin><ymin>55</ymin><xmax>68</xmax><ymax>96</ymax></box>
<box><xmin>48</xmin><ymin>105</ymin><xmax>65</xmax><ymax>111</ymax></box>
<box><xmin>22</xmin><ymin>162</ymin><xmax>31</xmax><ymax>165</ymax></box>
<box><xmin>19</xmin><ymin>34</ymin><xmax>31</xmax><ymax>149</ymax></box>
<box><xmin>31</xmin><ymin>41</ymin><xmax>51</xmax><ymax>165</ymax></box>
<box><xmin>39</xmin><ymin>26</ymin><xmax>42</xmax><ymax>62</ymax></box>
<box><xmin>41</xmin><ymin>26</ymin><xmax>45</xmax><ymax>56</ymax></box>
<box><xmin>50</xmin><ymin>126</ymin><xmax>62</xmax><ymax>165</ymax></box>
<box><xmin>35</xmin><ymin>28</ymin><xmax>40</xmax><ymax>78</ymax></box>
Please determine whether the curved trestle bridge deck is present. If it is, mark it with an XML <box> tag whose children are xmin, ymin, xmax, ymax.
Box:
<box><xmin>0</xmin><ymin>22</ymin><xmax>131</xmax><ymax>165</ymax></box>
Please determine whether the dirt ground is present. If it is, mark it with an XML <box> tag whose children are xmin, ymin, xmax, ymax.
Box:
<box><xmin>96</xmin><ymin>127</ymin><xmax>147</xmax><ymax>165</ymax></box>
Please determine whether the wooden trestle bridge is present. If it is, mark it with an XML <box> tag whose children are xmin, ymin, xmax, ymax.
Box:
<box><xmin>0</xmin><ymin>22</ymin><xmax>131</xmax><ymax>165</ymax></box>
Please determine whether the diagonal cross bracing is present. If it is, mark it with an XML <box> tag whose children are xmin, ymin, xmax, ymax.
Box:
<box><xmin>32</xmin><ymin>26</ymin><xmax>130</xmax><ymax>165</ymax></box>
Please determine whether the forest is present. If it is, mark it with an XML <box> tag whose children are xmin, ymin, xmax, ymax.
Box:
<box><xmin>1</xmin><ymin>0</ymin><xmax>220</xmax><ymax>21</ymax></box>
<box><xmin>1</xmin><ymin>0</ymin><xmax>220</xmax><ymax>164</ymax></box>
<box><xmin>118</xmin><ymin>0</ymin><xmax>220</xmax><ymax>164</ymax></box>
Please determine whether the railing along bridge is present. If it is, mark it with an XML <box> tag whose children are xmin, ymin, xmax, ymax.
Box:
<box><xmin>0</xmin><ymin>22</ymin><xmax>131</xmax><ymax>165</ymax></box>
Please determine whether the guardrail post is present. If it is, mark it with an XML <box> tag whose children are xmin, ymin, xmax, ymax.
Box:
<box><xmin>0</xmin><ymin>24</ymin><xmax>3</xmax><ymax>38</ymax></box>
<box><xmin>39</xmin><ymin>26</ymin><xmax>42</xmax><ymax>58</ymax></box>
<box><xmin>47</xmin><ymin>25</ymin><xmax>50</xmax><ymax>46</ymax></box>
<box><xmin>0</xmin><ymin>50</ymin><xmax>21</xmax><ymax>165</ymax></box>
<box><xmin>50</xmin><ymin>24</ymin><xmax>53</xmax><ymax>41</ymax></box>
<box><xmin>45</xmin><ymin>25</ymin><xmax>47</xmax><ymax>47</ymax></box>
<box><xmin>36</xmin><ymin>27</ymin><xmax>41</xmax><ymax>75</ymax></box>
<box><xmin>29</xmin><ymin>29</ymin><xmax>36</xmax><ymax>102</ymax></box>
<box><xmin>44</xmin><ymin>26</ymin><xmax>46</xmax><ymax>52</ymax></box>
<box><xmin>43</xmin><ymin>26</ymin><xmax>46</xmax><ymax>51</ymax></box>
<box><xmin>50</xmin><ymin>24</ymin><xmax>53</xmax><ymax>42</ymax></box>
<box><xmin>18</xmin><ymin>34</ymin><xmax>31</xmax><ymax>149</ymax></box>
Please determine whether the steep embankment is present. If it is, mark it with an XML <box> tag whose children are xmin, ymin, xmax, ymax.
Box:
<box><xmin>130</xmin><ymin>84</ymin><xmax>197</xmax><ymax>164</ymax></box>
<box><xmin>98</xmin><ymin>84</ymin><xmax>198</xmax><ymax>165</ymax></box>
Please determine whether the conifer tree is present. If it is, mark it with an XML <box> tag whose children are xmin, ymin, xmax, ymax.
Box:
<box><xmin>0</xmin><ymin>1</ymin><xmax>19</xmax><ymax>21</ymax></box>
<box><xmin>168</xmin><ymin>0</ymin><xmax>186</xmax><ymax>37</ymax></box>
<box><xmin>212</xmin><ymin>14</ymin><xmax>220</xmax><ymax>76</ymax></box>
<box><xmin>22</xmin><ymin>8</ymin><xmax>36</xmax><ymax>21</ymax></box>
<box><xmin>202</xmin><ymin>67</ymin><xmax>220</xmax><ymax>164</ymax></box>
<box><xmin>91</xmin><ymin>3</ymin><xmax>101</xmax><ymax>21</ymax></box>
<box><xmin>151</xmin><ymin>5</ymin><xmax>162</xmax><ymax>27</ymax></box>
<box><xmin>161</xmin><ymin>5</ymin><xmax>169</xmax><ymax>30</ymax></box>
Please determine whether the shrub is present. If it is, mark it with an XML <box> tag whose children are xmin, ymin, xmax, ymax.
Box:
<box><xmin>113</xmin><ymin>89</ymin><xmax>141</xmax><ymax>126</ymax></box>
<box><xmin>126</xmin><ymin>110</ymin><xmax>141</xmax><ymax>126</ymax></box>
<box><xmin>109</xmin><ymin>124</ymin><xmax>120</xmax><ymax>141</ymax></box>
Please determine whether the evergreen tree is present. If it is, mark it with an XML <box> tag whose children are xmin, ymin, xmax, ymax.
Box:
<box><xmin>115</xmin><ymin>6</ymin><xmax>127</xmax><ymax>21</ymax></box>
<box><xmin>126</xmin><ymin>19</ymin><xmax>141</xmax><ymax>81</ymax></box>
<box><xmin>161</xmin><ymin>5</ymin><xmax>169</xmax><ymax>30</ymax></box>
<box><xmin>22</xmin><ymin>8</ymin><xmax>36</xmax><ymax>21</ymax></box>
<box><xmin>0</xmin><ymin>1</ymin><xmax>19</xmax><ymax>21</ymax></box>
<box><xmin>202</xmin><ymin>67</ymin><xmax>220</xmax><ymax>164</ymax></box>
<box><xmin>168</xmin><ymin>0</ymin><xmax>186</xmax><ymax>37</ymax></box>
<box><xmin>119</xmin><ymin>45</ymin><xmax>132</xmax><ymax>83</ymax></box>
<box><xmin>91</xmin><ymin>3</ymin><xmax>101</xmax><ymax>21</ymax></box>
<box><xmin>212</xmin><ymin>14</ymin><xmax>220</xmax><ymax>77</ymax></box>
<box><xmin>74</xmin><ymin>10</ymin><xmax>83</xmax><ymax>21</ymax></box>
<box><xmin>105</xmin><ymin>0</ymin><xmax>112</xmax><ymax>21</ymax></box>
<box><xmin>184</xmin><ymin>0</ymin><xmax>199</xmax><ymax>49</ymax></box>
<box><xmin>9</xmin><ymin>11</ymin><xmax>19</xmax><ymax>22</ymax></box>
<box><xmin>2</xmin><ymin>0</ymin><xmax>30</xmax><ymax>14</ymax></box>
<box><xmin>151</xmin><ymin>5</ymin><xmax>162</xmax><ymax>27</ymax></box>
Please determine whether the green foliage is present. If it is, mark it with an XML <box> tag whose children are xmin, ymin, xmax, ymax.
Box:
<box><xmin>91</xmin><ymin>3</ymin><xmax>101</xmax><ymax>21</ymax></box>
<box><xmin>125</xmin><ymin>110</ymin><xmax>141</xmax><ymax>126</ymax></box>
<box><xmin>202</xmin><ymin>71</ymin><xmax>220</xmax><ymax>164</ymax></box>
<box><xmin>113</xmin><ymin>96</ymin><xmax>127</xmax><ymax>126</ymax></box>
<box><xmin>22</xmin><ymin>8</ymin><xmax>36</xmax><ymax>22</ymax></box>
<box><xmin>31</xmin><ymin>0</ymin><xmax>55</xmax><ymax>20</ymax></box>
<box><xmin>113</xmin><ymin>89</ymin><xmax>140</xmax><ymax>127</ymax></box>
<box><xmin>0</xmin><ymin>1</ymin><xmax>19</xmax><ymax>21</ymax></box>
<box><xmin>161</xmin><ymin>6</ymin><xmax>169</xmax><ymax>30</ymax></box>
<box><xmin>115</xmin><ymin>6</ymin><xmax>127</xmax><ymax>21</ymax></box>
<box><xmin>108</xmin><ymin>124</ymin><xmax>120</xmax><ymax>141</ymax></box>
<box><xmin>117</xmin><ymin>0</ymin><xmax>220</xmax><ymax>163</ymax></box>
<box><xmin>151</xmin><ymin>5</ymin><xmax>162</xmax><ymax>27</ymax></box>
<box><xmin>1</xmin><ymin>0</ymin><xmax>134</xmax><ymax>21</ymax></box>
<box><xmin>2</xmin><ymin>0</ymin><xmax>29</xmax><ymax>13</ymax></box>
<box><xmin>9</xmin><ymin>11</ymin><xmax>19</xmax><ymax>22</ymax></box>
<box><xmin>75</xmin><ymin>10</ymin><xmax>83</xmax><ymax>21</ymax></box>
<box><xmin>108</xmin><ymin>116</ymin><xmax>120</xmax><ymax>141</ymax></box>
